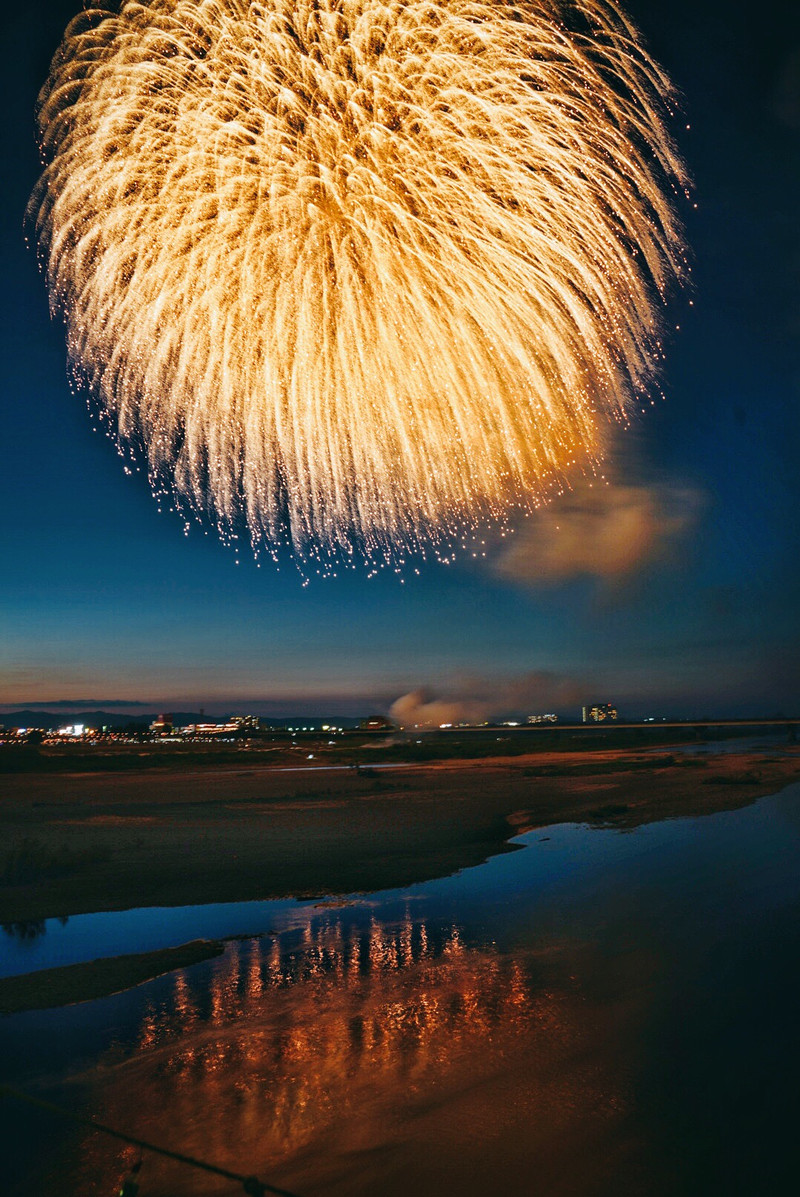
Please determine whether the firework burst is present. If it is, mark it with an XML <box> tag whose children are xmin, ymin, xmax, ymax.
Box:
<box><xmin>31</xmin><ymin>0</ymin><xmax>688</xmax><ymax>565</ymax></box>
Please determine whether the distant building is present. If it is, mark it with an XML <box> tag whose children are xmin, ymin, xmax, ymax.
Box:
<box><xmin>527</xmin><ymin>713</ymin><xmax>558</xmax><ymax>724</ymax></box>
<box><xmin>185</xmin><ymin>721</ymin><xmax>239</xmax><ymax>736</ymax></box>
<box><xmin>359</xmin><ymin>716</ymin><xmax>394</xmax><ymax>731</ymax></box>
<box><xmin>230</xmin><ymin>715</ymin><xmax>261</xmax><ymax>731</ymax></box>
<box><xmin>582</xmin><ymin>703</ymin><xmax>618</xmax><ymax>723</ymax></box>
<box><xmin>150</xmin><ymin>713</ymin><xmax>174</xmax><ymax>735</ymax></box>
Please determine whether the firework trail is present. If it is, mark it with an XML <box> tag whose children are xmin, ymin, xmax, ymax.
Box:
<box><xmin>31</xmin><ymin>0</ymin><xmax>688</xmax><ymax>565</ymax></box>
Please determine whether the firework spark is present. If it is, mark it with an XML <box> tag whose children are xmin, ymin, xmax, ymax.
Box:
<box><xmin>31</xmin><ymin>0</ymin><xmax>688</xmax><ymax>564</ymax></box>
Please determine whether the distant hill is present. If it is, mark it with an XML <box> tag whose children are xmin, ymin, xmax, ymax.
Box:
<box><xmin>0</xmin><ymin>710</ymin><xmax>168</xmax><ymax>730</ymax></box>
<box><xmin>0</xmin><ymin>710</ymin><xmax>364</xmax><ymax>730</ymax></box>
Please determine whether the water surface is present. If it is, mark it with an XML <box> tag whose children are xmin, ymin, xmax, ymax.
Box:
<box><xmin>2</xmin><ymin>784</ymin><xmax>799</xmax><ymax>1196</ymax></box>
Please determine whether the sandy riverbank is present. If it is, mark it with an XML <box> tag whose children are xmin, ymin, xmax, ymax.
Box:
<box><xmin>0</xmin><ymin>939</ymin><xmax>225</xmax><ymax>1014</ymax></box>
<box><xmin>2</xmin><ymin>746</ymin><xmax>798</xmax><ymax>925</ymax></box>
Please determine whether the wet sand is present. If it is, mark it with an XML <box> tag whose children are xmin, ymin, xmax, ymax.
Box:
<box><xmin>0</xmin><ymin>940</ymin><xmax>225</xmax><ymax>1014</ymax></box>
<box><xmin>2</xmin><ymin>746</ymin><xmax>798</xmax><ymax>925</ymax></box>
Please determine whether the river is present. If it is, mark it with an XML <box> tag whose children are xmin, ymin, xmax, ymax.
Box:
<box><xmin>2</xmin><ymin>782</ymin><xmax>799</xmax><ymax>1196</ymax></box>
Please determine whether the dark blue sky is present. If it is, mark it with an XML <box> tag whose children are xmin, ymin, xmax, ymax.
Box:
<box><xmin>2</xmin><ymin>0</ymin><xmax>798</xmax><ymax>718</ymax></box>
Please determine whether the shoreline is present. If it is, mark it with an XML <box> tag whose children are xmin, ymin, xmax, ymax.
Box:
<box><xmin>2</xmin><ymin>746</ymin><xmax>798</xmax><ymax>925</ymax></box>
<box><xmin>0</xmin><ymin>939</ymin><xmax>225</xmax><ymax>1015</ymax></box>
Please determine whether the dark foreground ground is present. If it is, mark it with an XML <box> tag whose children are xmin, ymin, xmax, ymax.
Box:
<box><xmin>3</xmin><ymin>743</ymin><xmax>798</xmax><ymax>924</ymax></box>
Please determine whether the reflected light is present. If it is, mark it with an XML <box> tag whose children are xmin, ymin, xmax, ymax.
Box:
<box><xmin>66</xmin><ymin>909</ymin><xmax>627</xmax><ymax>1195</ymax></box>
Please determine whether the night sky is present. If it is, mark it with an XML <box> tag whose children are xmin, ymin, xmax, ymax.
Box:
<box><xmin>2</xmin><ymin>0</ymin><xmax>798</xmax><ymax>719</ymax></box>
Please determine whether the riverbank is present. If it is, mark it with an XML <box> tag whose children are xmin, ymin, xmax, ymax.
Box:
<box><xmin>2</xmin><ymin>746</ymin><xmax>798</xmax><ymax>925</ymax></box>
<box><xmin>0</xmin><ymin>939</ymin><xmax>225</xmax><ymax>1014</ymax></box>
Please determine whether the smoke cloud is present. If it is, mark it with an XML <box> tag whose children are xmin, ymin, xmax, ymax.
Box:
<box><xmin>389</xmin><ymin>691</ymin><xmax>489</xmax><ymax>729</ymax></box>
<box><xmin>389</xmin><ymin>672</ymin><xmax>584</xmax><ymax>728</ymax></box>
<box><xmin>491</xmin><ymin>480</ymin><xmax>701</xmax><ymax>588</ymax></box>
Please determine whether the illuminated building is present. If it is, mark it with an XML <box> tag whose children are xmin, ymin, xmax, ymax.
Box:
<box><xmin>230</xmin><ymin>715</ymin><xmax>260</xmax><ymax>731</ymax></box>
<box><xmin>582</xmin><ymin>704</ymin><xmax>618</xmax><ymax>723</ymax></box>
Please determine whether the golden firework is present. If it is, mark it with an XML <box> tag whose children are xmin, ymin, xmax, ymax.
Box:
<box><xmin>31</xmin><ymin>0</ymin><xmax>688</xmax><ymax>563</ymax></box>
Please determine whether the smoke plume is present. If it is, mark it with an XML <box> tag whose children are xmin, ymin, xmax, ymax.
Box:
<box><xmin>491</xmin><ymin>480</ymin><xmax>701</xmax><ymax>588</ymax></box>
<box><xmin>389</xmin><ymin>672</ymin><xmax>584</xmax><ymax>728</ymax></box>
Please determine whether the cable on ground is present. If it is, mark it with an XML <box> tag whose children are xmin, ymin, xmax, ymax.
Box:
<box><xmin>0</xmin><ymin>1082</ymin><xmax>300</xmax><ymax>1197</ymax></box>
